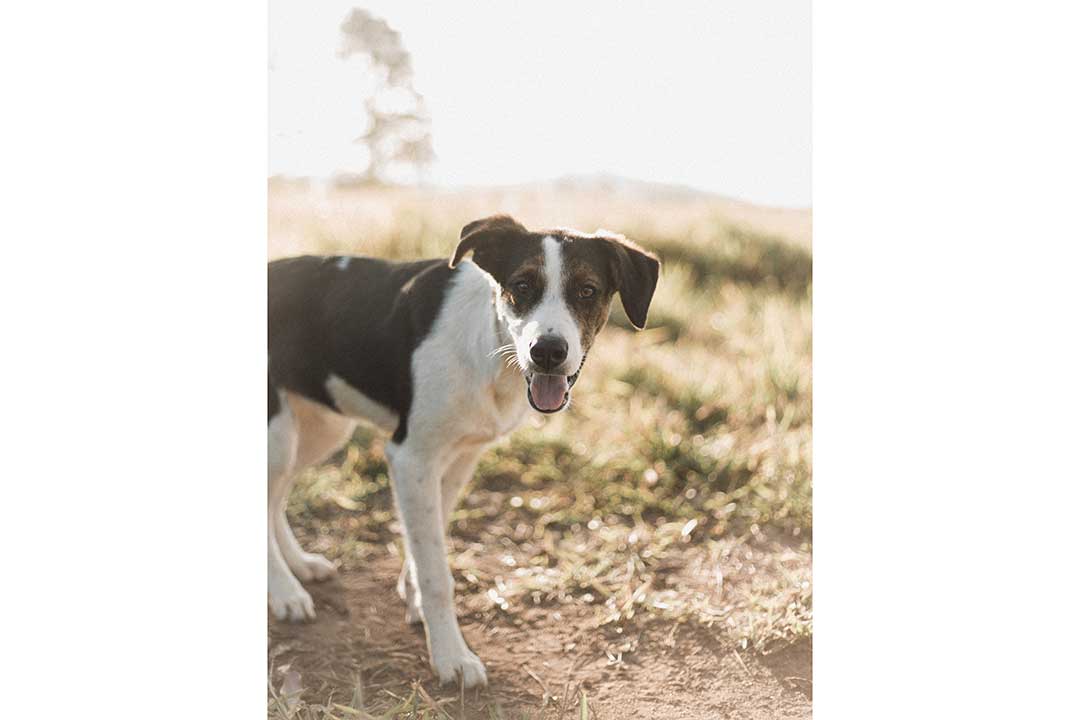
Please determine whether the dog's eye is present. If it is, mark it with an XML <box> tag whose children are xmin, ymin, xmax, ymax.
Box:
<box><xmin>512</xmin><ymin>280</ymin><xmax>532</xmax><ymax>295</ymax></box>
<box><xmin>578</xmin><ymin>285</ymin><xmax>597</xmax><ymax>299</ymax></box>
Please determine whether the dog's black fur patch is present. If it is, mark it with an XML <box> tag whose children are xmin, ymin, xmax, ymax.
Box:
<box><xmin>268</xmin><ymin>375</ymin><xmax>281</xmax><ymax>424</ymax></box>
<box><xmin>268</xmin><ymin>255</ymin><xmax>457</xmax><ymax>442</ymax></box>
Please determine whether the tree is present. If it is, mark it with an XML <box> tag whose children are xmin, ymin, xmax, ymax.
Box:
<box><xmin>338</xmin><ymin>9</ymin><xmax>434</xmax><ymax>185</ymax></box>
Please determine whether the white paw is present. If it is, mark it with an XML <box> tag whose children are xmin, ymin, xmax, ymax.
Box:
<box><xmin>288</xmin><ymin>552</ymin><xmax>336</xmax><ymax>583</ymax></box>
<box><xmin>404</xmin><ymin>601</ymin><xmax>424</xmax><ymax>625</ymax></box>
<box><xmin>269</xmin><ymin>585</ymin><xmax>316</xmax><ymax>622</ymax></box>
<box><xmin>299</xmin><ymin>553</ymin><xmax>337</xmax><ymax>582</ymax></box>
<box><xmin>430</xmin><ymin>645</ymin><xmax>488</xmax><ymax>688</ymax></box>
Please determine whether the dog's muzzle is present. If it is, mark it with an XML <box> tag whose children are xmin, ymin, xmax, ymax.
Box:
<box><xmin>525</xmin><ymin>353</ymin><xmax>585</xmax><ymax>414</ymax></box>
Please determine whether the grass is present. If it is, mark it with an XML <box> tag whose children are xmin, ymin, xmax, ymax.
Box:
<box><xmin>268</xmin><ymin>670</ymin><xmax>595</xmax><ymax>720</ymax></box>
<box><xmin>269</xmin><ymin>179</ymin><xmax>812</xmax><ymax>718</ymax></box>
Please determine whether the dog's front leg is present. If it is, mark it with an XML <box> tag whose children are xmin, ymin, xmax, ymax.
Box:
<box><xmin>387</xmin><ymin>443</ymin><xmax>487</xmax><ymax>688</ymax></box>
<box><xmin>398</xmin><ymin>444</ymin><xmax>486</xmax><ymax>626</ymax></box>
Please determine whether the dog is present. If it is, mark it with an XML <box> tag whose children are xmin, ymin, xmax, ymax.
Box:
<box><xmin>268</xmin><ymin>214</ymin><xmax>659</xmax><ymax>687</ymax></box>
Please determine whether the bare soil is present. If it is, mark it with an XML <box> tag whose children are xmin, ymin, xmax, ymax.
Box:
<box><xmin>269</xmin><ymin>556</ymin><xmax>811</xmax><ymax>719</ymax></box>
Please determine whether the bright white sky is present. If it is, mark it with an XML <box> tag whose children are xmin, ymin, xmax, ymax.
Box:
<box><xmin>270</xmin><ymin>0</ymin><xmax>810</xmax><ymax>207</ymax></box>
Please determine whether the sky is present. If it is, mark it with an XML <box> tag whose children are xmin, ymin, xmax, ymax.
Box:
<box><xmin>269</xmin><ymin>1</ymin><xmax>810</xmax><ymax>208</ymax></box>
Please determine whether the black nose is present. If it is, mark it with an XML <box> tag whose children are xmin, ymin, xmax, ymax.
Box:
<box><xmin>529</xmin><ymin>335</ymin><xmax>568</xmax><ymax>371</ymax></box>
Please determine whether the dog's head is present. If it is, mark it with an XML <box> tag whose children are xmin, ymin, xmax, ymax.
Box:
<box><xmin>450</xmin><ymin>214</ymin><xmax>660</xmax><ymax>413</ymax></box>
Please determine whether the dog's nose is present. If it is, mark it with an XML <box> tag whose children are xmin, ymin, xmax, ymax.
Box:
<box><xmin>529</xmin><ymin>335</ymin><xmax>568</xmax><ymax>371</ymax></box>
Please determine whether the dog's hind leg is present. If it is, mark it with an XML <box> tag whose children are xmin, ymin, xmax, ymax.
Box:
<box><xmin>268</xmin><ymin>389</ymin><xmax>315</xmax><ymax>622</ymax></box>
<box><xmin>397</xmin><ymin>443</ymin><xmax>486</xmax><ymax>625</ymax></box>
<box><xmin>273</xmin><ymin>392</ymin><xmax>356</xmax><ymax>583</ymax></box>
<box><xmin>396</xmin><ymin>552</ymin><xmax>421</xmax><ymax>624</ymax></box>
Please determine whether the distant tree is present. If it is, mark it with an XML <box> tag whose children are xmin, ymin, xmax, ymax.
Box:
<box><xmin>339</xmin><ymin>9</ymin><xmax>434</xmax><ymax>185</ymax></box>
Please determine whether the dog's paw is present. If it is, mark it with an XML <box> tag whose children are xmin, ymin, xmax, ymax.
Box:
<box><xmin>430</xmin><ymin>645</ymin><xmax>487</xmax><ymax>688</ymax></box>
<box><xmin>288</xmin><ymin>552</ymin><xmax>337</xmax><ymax>583</ymax></box>
<box><xmin>300</xmin><ymin>553</ymin><xmax>337</xmax><ymax>582</ymax></box>
<box><xmin>404</xmin><ymin>601</ymin><xmax>424</xmax><ymax>625</ymax></box>
<box><xmin>269</xmin><ymin>586</ymin><xmax>316</xmax><ymax>622</ymax></box>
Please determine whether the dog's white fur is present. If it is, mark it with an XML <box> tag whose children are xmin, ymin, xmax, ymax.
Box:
<box><xmin>268</xmin><ymin>248</ymin><xmax>581</xmax><ymax>687</ymax></box>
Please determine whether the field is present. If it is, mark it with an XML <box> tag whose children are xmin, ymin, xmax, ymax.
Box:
<box><xmin>267</xmin><ymin>178</ymin><xmax>813</xmax><ymax>719</ymax></box>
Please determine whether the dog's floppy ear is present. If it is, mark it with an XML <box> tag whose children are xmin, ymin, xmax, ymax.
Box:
<box><xmin>598</xmin><ymin>230</ymin><xmax>660</xmax><ymax>330</ymax></box>
<box><xmin>450</xmin><ymin>214</ymin><xmax>528</xmax><ymax>271</ymax></box>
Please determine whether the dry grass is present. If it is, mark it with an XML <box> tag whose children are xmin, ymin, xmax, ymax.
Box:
<box><xmin>268</xmin><ymin>178</ymin><xmax>812</xmax><ymax>718</ymax></box>
<box><xmin>268</xmin><ymin>666</ymin><xmax>595</xmax><ymax>720</ymax></box>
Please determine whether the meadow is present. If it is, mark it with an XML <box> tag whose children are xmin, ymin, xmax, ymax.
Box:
<box><xmin>267</xmin><ymin>178</ymin><xmax>812</xmax><ymax>719</ymax></box>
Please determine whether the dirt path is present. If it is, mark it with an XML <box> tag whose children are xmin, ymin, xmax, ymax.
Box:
<box><xmin>269</xmin><ymin>556</ymin><xmax>811</xmax><ymax>718</ymax></box>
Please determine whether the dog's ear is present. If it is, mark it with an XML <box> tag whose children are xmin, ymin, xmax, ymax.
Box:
<box><xmin>450</xmin><ymin>215</ymin><xmax>529</xmax><ymax>271</ymax></box>
<box><xmin>597</xmin><ymin>231</ymin><xmax>660</xmax><ymax>330</ymax></box>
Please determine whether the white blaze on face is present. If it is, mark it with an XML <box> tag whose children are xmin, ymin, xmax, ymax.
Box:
<box><xmin>515</xmin><ymin>236</ymin><xmax>584</xmax><ymax>376</ymax></box>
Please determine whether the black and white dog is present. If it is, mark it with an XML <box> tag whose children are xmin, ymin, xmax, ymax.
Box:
<box><xmin>268</xmin><ymin>215</ymin><xmax>659</xmax><ymax>687</ymax></box>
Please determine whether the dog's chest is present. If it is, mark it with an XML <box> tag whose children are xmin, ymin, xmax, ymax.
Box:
<box><xmin>490</xmin><ymin>370</ymin><xmax>530</xmax><ymax>436</ymax></box>
<box><xmin>455</xmin><ymin>370</ymin><xmax>529</xmax><ymax>445</ymax></box>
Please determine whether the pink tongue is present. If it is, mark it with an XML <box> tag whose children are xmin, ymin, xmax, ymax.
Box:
<box><xmin>530</xmin><ymin>375</ymin><xmax>569</xmax><ymax>411</ymax></box>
